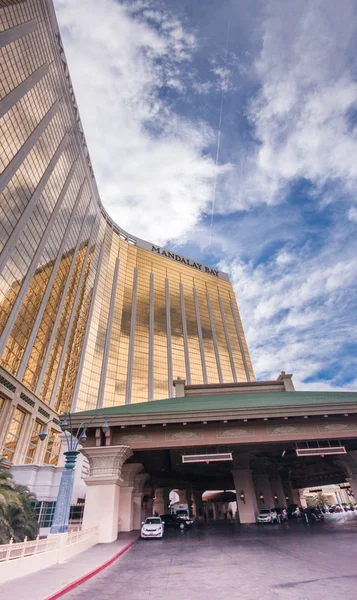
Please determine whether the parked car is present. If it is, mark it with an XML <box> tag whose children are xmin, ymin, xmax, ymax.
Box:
<box><xmin>141</xmin><ymin>517</ymin><xmax>164</xmax><ymax>539</ymax></box>
<box><xmin>257</xmin><ymin>508</ymin><xmax>278</xmax><ymax>524</ymax></box>
<box><xmin>160</xmin><ymin>513</ymin><xmax>188</xmax><ymax>530</ymax></box>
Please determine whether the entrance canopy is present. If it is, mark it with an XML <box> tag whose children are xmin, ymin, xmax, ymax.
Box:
<box><xmin>72</xmin><ymin>389</ymin><xmax>357</xmax><ymax>491</ymax></box>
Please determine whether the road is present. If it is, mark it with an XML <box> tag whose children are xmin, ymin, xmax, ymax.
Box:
<box><xmin>65</xmin><ymin>517</ymin><xmax>357</xmax><ymax>600</ymax></box>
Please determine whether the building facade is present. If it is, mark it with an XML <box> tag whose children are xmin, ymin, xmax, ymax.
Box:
<box><xmin>0</xmin><ymin>0</ymin><xmax>254</xmax><ymax>432</ymax></box>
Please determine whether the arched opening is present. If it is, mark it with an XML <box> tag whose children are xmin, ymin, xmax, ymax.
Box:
<box><xmin>202</xmin><ymin>490</ymin><xmax>237</xmax><ymax>521</ymax></box>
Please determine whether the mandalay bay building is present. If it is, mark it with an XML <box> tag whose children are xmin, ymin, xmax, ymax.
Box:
<box><xmin>0</xmin><ymin>0</ymin><xmax>254</xmax><ymax>472</ymax></box>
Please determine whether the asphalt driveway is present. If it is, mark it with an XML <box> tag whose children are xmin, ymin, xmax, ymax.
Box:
<box><xmin>65</xmin><ymin>517</ymin><xmax>357</xmax><ymax>600</ymax></box>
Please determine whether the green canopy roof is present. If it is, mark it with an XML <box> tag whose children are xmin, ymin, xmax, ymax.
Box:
<box><xmin>73</xmin><ymin>391</ymin><xmax>357</xmax><ymax>417</ymax></box>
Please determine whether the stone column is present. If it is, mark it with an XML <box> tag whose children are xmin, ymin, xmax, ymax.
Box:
<box><xmin>164</xmin><ymin>488</ymin><xmax>171</xmax><ymax>512</ymax></box>
<box><xmin>133</xmin><ymin>473</ymin><xmax>150</xmax><ymax>529</ymax></box>
<box><xmin>270</xmin><ymin>475</ymin><xmax>287</xmax><ymax>508</ymax></box>
<box><xmin>120</xmin><ymin>486</ymin><xmax>134</xmax><ymax>531</ymax></box>
<box><xmin>212</xmin><ymin>502</ymin><xmax>217</xmax><ymax>520</ymax></box>
<box><xmin>292</xmin><ymin>488</ymin><xmax>302</xmax><ymax>505</ymax></box>
<box><xmin>120</xmin><ymin>463</ymin><xmax>145</xmax><ymax>531</ymax></box>
<box><xmin>192</xmin><ymin>491</ymin><xmax>204</xmax><ymax>519</ymax></box>
<box><xmin>253</xmin><ymin>473</ymin><xmax>274</xmax><ymax>509</ymax></box>
<box><xmin>143</xmin><ymin>488</ymin><xmax>154</xmax><ymax>518</ymax></box>
<box><xmin>177</xmin><ymin>489</ymin><xmax>189</xmax><ymax>503</ymax></box>
<box><xmin>282</xmin><ymin>477</ymin><xmax>301</xmax><ymax>506</ymax></box>
<box><xmin>154</xmin><ymin>488</ymin><xmax>165</xmax><ymax>516</ymax></box>
<box><xmin>232</xmin><ymin>467</ymin><xmax>259</xmax><ymax>524</ymax></box>
<box><xmin>81</xmin><ymin>445</ymin><xmax>132</xmax><ymax>543</ymax></box>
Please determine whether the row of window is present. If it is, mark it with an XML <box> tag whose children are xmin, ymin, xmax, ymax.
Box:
<box><xmin>0</xmin><ymin>401</ymin><xmax>61</xmax><ymax>465</ymax></box>
<box><xmin>34</xmin><ymin>501</ymin><xmax>84</xmax><ymax>528</ymax></box>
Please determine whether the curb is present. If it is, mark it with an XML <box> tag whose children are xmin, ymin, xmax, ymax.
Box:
<box><xmin>45</xmin><ymin>541</ymin><xmax>135</xmax><ymax>600</ymax></box>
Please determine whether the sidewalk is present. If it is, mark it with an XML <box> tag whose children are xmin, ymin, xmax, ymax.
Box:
<box><xmin>0</xmin><ymin>532</ymin><xmax>138</xmax><ymax>600</ymax></box>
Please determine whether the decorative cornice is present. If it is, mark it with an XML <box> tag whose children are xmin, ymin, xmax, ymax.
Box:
<box><xmin>216</xmin><ymin>426</ymin><xmax>255</xmax><ymax>439</ymax></box>
<box><xmin>81</xmin><ymin>445</ymin><xmax>133</xmax><ymax>484</ymax></box>
<box><xmin>165</xmin><ymin>430</ymin><xmax>204</xmax><ymax>441</ymax></box>
<box><xmin>266</xmin><ymin>424</ymin><xmax>305</xmax><ymax>436</ymax></box>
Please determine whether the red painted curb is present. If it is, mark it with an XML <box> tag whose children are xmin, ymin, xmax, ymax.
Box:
<box><xmin>45</xmin><ymin>541</ymin><xmax>135</xmax><ymax>600</ymax></box>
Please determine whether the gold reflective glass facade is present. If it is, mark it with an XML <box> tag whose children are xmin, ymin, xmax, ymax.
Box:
<box><xmin>2</xmin><ymin>405</ymin><xmax>25</xmax><ymax>461</ymax></box>
<box><xmin>0</xmin><ymin>0</ymin><xmax>254</xmax><ymax>415</ymax></box>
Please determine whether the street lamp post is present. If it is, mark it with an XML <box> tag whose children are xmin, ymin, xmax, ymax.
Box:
<box><xmin>39</xmin><ymin>412</ymin><xmax>109</xmax><ymax>534</ymax></box>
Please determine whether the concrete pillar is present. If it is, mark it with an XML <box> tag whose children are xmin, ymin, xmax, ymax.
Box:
<box><xmin>192</xmin><ymin>491</ymin><xmax>204</xmax><ymax>519</ymax></box>
<box><xmin>292</xmin><ymin>488</ymin><xmax>301</xmax><ymax>506</ymax></box>
<box><xmin>81</xmin><ymin>446</ymin><xmax>132</xmax><ymax>543</ymax></box>
<box><xmin>133</xmin><ymin>473</ymin><xmax>150</xmax><ymax>529</ymax></box>
<box><xmin>177</xmin><ymin>489</ymin><xmax>189</xmax><ymax>503</ymax></box>
<box><xmin>164</xmin><ymin>488</ymin><xmax>171</xmax><ymax>512</ymax></box>
<box><xmin>212</xmin><ymin>503</ymin><xmax>217</xmax><ymax>520</ymax></box>
<box><xmin>142</xmin><ymin>488</ymin><xmax>154</xmax><ymax>518</ymax></box>
<box><xmin>270</xmin><ymin>476</ymin><xmax>287</xmax><ymax>508</ymax></box>
<box><xmin>232</xmin><ymin>467</ymin><xmax>259</xmax><ymax>524</ymax></box>
<box><xmin>154</xmin><ymin>488</ymin><xmax>165</xmax><ymax>516</ymax></box>
<box><xmin>120</xmin><ymin>463</ymin><xmax>145</xmax><ymax>531</ymax></box>
<box><xmin>254</xmin><ymin>473</ymin><xmax>274</xmax><ymax>509</ymax></box>
<box><xmin>282</xmin><ymin>477</ymin><xmax>300</xmax><ymax>506</ymax></box>
<box><xmin>120</xmin><ymin>486</ymin><xmax>135</xmax><ymax>532</ymax></box>
<box><xmin>133</xmin><ymin>493</ymin><xmax>144</xmax><ymax>529</ymax></box>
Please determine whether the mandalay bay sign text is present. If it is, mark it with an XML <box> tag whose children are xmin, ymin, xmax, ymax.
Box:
<box><xmin>150</xmin><ymin>245</ymin><xmax>228</xmax><ymax>279</ymax></box>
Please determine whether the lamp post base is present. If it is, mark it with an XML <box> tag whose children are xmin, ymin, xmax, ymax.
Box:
<box><xmin>50</xmin><ymin>451</ymin><xmax>79</xmax><ymax>534</ymax></box>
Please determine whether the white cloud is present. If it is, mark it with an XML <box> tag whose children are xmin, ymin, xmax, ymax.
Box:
<box><xmin>348</xmin><ymin>206</ymin><xmax>357</xmax><ymax>222</ymax></box>
<box><xmin>55</xmin><ymin>0</ymin><xmax>227</xmax><ymax>245</ymax></box>
<box><xmin>221</xmin><ymin>241</ymin><xmax>357</xmax><ymax>391</ymax></box>
<box><xmin>275</xmin><ymin>249</ymin><xmax>295</xmax><ymax>266</ymax></box>
<box><xmin>221</xmin><ymin>0</ymin><xmax>357</xmax><ymax>215</ymax></box>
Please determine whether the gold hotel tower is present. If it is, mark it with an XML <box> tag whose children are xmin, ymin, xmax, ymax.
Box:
<box><xmin>0</xmin><ymin>0</ymin><xmax>254</xmax><ymax>418</ymax></box>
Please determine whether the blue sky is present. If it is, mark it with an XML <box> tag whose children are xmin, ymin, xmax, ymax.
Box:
<box><xmin>55</xmin><ymin>0</ymin><xmax>357</xmax><ymax>391</ymax></box>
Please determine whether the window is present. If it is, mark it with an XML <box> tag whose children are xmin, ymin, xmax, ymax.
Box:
<box><xmin>44</xmin><ymin>430</ymin><xmax>61</xmax><ymax>465</ymax></box>
<box><xmin>24</xmin><ymin>420</ymin><xmax>42</xmax><ymax>464</ymax></box>
<box><xmin>2</xmin><ymin>407</ymin><xmax>26</xmax><ymax>462</ymax></box>
<box><xmin>34</xmin><ymin>501</ymin><xmax>56</xmax><ymax>528</ymax></box>
<box><xmin>34</xmin><ymin>501</ymin><xmax>84</xmax><ymax>528</ymax></box>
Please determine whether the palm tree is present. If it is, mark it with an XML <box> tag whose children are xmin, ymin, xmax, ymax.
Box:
<box><xmin>0</xmin><ymin>458</ymin><xmax>39</xmax><ymax>543</ymax></box>
<box><xmin>0</xmin><ymin>457</ymin><xmax>16</xmax><ymax>543</ymax></box>
<box><xmin>13</xmin><ymin>484</ymin><xmax>39</xmax><ymax>541</ymax></box>
<box><xmin>306</xmin><ymin>492</ymin><xmax>331</xmax><ymax>509</ymax></box>
<box><xmin>0</xmin><ymin>506</ymin><xmax>12</xmax><ymax>544</ymax></box>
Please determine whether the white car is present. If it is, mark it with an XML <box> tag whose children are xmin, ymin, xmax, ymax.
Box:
<box><xmin>257</xmin><ymin>509</ymin><xmax>278</xmax><ymax>524</ymax></box>
<box><xmin>141</xmin><ymin>517</ymin><xmax>165</xmax><ymax>539</ymax></box>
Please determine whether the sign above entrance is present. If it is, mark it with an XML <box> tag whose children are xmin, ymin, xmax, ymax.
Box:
<box><xmin>135</xmin><ymin>238</ymin><xmax>230</xmax><ymax>281</ymax></box>
<box><xmin>182</xmin><ymin>452</ymin><xmax>233</xmax><ymax>464</ymax></box>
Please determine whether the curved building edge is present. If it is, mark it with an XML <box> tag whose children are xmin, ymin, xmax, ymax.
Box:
<box><xmin>0</xmin><ymin>0</ymin><xmax>255</xmax><ymax>420</ymax></box>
